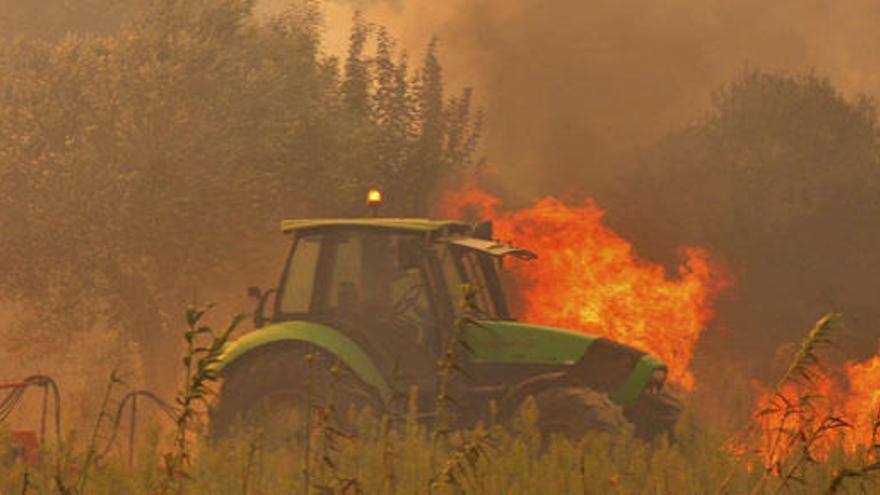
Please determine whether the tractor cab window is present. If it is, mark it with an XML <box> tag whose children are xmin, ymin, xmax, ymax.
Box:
<box><xmin>279</xmin><ymin>235</ymin><xmax>321</xmax><ymax>313</ymax></box>
<box><xmin>278</xmin><ymin>230</ymin><xmax>434</xmax><ymax>345</ymax></box>
<box><xmin>434</xmin><ymin>245</ymin><xmax>509</xmax><ymax>320</ymax></box>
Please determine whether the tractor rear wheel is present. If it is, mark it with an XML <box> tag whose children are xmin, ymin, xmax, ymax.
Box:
<box><xmin>529</xmin><ymin>386</ymin><xmax>634</xmax><ymax>440</ymax></box>
<box><xmin>209</xmin><ymin>344</ymin><xmax>377</xmax><ymax>446</ymax></box>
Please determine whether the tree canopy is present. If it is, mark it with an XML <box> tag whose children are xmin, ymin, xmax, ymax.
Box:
<box><xmin>623</xmin><ymin>70</ymin><xmax>880</xmax><ymax>371</ymax></box>
<box><xmin>0</xmin><ymin>0</ymin><xmax>481</xmax><ymax>390</ymax></box>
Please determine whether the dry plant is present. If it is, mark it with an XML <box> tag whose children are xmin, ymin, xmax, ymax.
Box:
<box><xmin>825</xmin><ymin>383</ymin><xmax>880</xmax><ymax>493</ymax></box>
<box><xmin>310</xmin><ymin>357</ymin><xmax>362</xmax><ymax>494</ymax></box>
<box><xmin>760</xmin><ymin>314</ymin><xmax>847</xmax><ymax>479</ymax></box>
<box><xmin>433</xmin><ymin>284</ymin><xmax>480</xmax><ymax>442</ymax></box>
<box><xmin>159</xmin><ymin>304</ymin><xmax>244</xmax><ymax>494</ymax></box>
<box><xmin>720</xmin><ymin>313</ymin><xmax>853</xmax><ymax>494</ymax></box>
<box><xmin>713</xmin><ymin>313</ymin><xmax>839</xmax><ymax>493</ymax></box>
<box><xmin>76</xmin><ymin>370</ymin><xmax>123</xmax><ymax>494</ymax></box>
<box><xmin>428</xmin><ymin>284</ymin><xmax>495</xmax><ymax>492</ymax></box>
<box><xmin>428</xmin><ymin>429</ymin><xmax>494</xmax><ymax>492</ymax></box>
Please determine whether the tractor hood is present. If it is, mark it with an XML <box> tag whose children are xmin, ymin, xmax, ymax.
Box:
<box><xmin>463</xmin><ymin>320</ymin><xmax>598</xmax><ymax>364</ymax></box>
<box><xmin>464</xmin><ymin>320</ymin><xmax>667</xmax><ymax>405</ymax></box>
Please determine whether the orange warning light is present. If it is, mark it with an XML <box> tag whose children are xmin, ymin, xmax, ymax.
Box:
<box><xmin>366</xmin><ymin>188</ymin><xmax>384</xmax><ymax>206</ymax></box>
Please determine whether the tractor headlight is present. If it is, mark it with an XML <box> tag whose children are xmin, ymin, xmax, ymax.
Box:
<box><xmin>647</xmin><ymin>368</ymin><xmax>667</xmax><ymax>394</ymax></box>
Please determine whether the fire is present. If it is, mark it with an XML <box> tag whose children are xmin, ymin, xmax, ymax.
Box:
<box><xmin>750</xmin><ymin>344</ymin><xmax>880</xmax><ymax>465</ymax></box>
<box><xmin>439</xmin><ymin>185</ymin><xmax>725</xmax><ymax>390</ymax></box>
<box><xmin>843</xmin><ymin>353</ymin><xmax>880</xmax><ymax>450</ymax></box>
<box><xmin>751</xmin><ymin>376</ymin><xmax>844</xmax><ymax>467</ymax></box>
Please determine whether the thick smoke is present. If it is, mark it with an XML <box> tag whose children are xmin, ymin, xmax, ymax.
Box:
<box><xmin>275</xmin><ymin>0</ymin><xmax>880</xmax><ymax>200</ymax></box>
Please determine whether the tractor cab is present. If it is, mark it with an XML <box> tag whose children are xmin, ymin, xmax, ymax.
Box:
<box><xmin>249</xmin><ymin>217</ymin><xmax>536</xmax><ymax>368</ymax></box>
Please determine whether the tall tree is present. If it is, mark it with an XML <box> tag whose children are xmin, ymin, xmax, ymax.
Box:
<box><xmin>341</xmin><ymin>12</ymin><xmax>371</xmax><ymax>119</ymax></box>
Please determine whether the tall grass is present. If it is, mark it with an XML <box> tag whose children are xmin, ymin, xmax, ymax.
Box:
<box><xmin>3</xmin><ymin>311</ymin><xmax>880</xmax><ymax>494</ymax></box>
<box><xmin>5</xmin><ymin>410</ymin><xmax>876</xmax><ymax>494</ymax></box>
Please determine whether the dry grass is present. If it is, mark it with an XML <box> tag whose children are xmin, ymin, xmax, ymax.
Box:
<box><xmin>3</xmin><ymin>312</ymin><xmax>880</xmax><ymax>494</ymax></box>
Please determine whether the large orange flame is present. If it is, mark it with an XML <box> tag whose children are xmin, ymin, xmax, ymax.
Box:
<box><xmin>438</xmin><ymin>185</ymin><xmax>725</xmax><ymax>390</ymax></box>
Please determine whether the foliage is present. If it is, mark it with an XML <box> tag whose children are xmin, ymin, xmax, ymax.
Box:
<box><xmin>627</xmin><ymin>69</ymin><xmax>880</xmax><ymax>373</ymax></box>
<box><xmin>638</xmin><ymin>70</ymin><xmax>880</xmax><ymax>253</ymax></box>
<box><xmin>0</xmin><ymin>0</ymin><xmax>480</xmax><ymax>391</ymax></box>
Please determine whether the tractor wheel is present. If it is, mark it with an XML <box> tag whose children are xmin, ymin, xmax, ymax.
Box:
<box><xmin>624</xmin><ymin>391</ymin><xmax>682</xmax><ymax>441</ymax></box>
<box><xmin>209</xmin><ymin>344</ymin><xmax>377</xmax><ymax>446</ymax></box>
<box><xmin>529</xmin><ymin>386</ymin><xmax>634</xmax><ymax>440</ymax></box>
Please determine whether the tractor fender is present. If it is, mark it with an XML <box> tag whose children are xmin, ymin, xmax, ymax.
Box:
<box><xmin>215</xmin><ymin>321</ymin><xmax>391</xmax><ymax>400</ymax></box>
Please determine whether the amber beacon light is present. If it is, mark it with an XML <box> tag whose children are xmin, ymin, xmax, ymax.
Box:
<box><xmin>366</xmin><ymin>188</ymin><xmax>383</xmax><ymax>216</ymax></box>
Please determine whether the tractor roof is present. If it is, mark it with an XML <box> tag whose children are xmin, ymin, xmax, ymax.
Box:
<box><xmin>281</xmin><ymin>218</ymin><xmax>472</xmax><ymax>235</ymax></box>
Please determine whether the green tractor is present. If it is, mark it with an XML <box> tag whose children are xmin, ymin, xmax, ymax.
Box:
<box><xmin>211</xmin><ymin>195</ymin><xmax>681</xmax><ymax>441</ymax></box>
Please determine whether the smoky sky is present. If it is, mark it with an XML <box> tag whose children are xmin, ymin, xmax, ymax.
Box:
<box><xmin>262</xmin><ymin>0</ymin><xmax>880</xmax><ymax>201</ymax></box>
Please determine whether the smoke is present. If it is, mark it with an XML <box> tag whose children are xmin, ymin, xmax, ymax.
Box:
<box><xmin>263</xmin><ymin>0</ymin><xmax>880</xmax><ymax>201</ymax></box>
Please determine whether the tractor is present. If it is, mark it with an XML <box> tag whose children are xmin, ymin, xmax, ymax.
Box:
<box><xmin>210</xmin><ymin>190</ymin><xmax>681</xmax><ymax>442</ymax></box>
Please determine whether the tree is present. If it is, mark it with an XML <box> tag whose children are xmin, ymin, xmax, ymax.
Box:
<box><xmin>0</xmin><ymin>0</ymin><xmax>481</xmax><ymax>392</ymax></box>
<box><xmin>624</xmin><ymin>70</ymin><xmax>880</xmax><ymax>371</ymax></box>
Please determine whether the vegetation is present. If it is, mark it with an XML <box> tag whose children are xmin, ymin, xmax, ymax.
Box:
<box><xmin>625</xmin><ymin>70</ymin><xmax>880</xmax><ymax>377</ymax></box>
<box><xmin>0</xmin><ymin>0</ymin><xmax>481</xmax><ymax>393</ymax></box>
<box><xmin>2</xmin><ymin>311</ymin><xmax>880</xmax><ymax>494</ymax></box>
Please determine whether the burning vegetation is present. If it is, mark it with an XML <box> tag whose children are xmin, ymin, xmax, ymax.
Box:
<box><xmin>439</xmin><ymin>184</ymin><xmax>726</xmax><ymax>390</ymax></box>
<box><xmin>751</xmin><ymin>318</ymin><xmax>880</xmax><ymax>466</ymax></box>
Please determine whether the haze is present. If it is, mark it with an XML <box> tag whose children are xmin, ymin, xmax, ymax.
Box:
<box><xmin>255</xmin><ymin>0</ymin><xmax>880</xmax><ymax>198</ymax></box>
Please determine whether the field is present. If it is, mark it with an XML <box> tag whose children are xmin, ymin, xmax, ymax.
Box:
<box><xmin>1</xmin><ymin>400</ymin><xmax>878</xmax><ymax>494</ymax></box>
<box><xmin>2</xmin><ymin>312</ymin><xmax>879</xmax><ymax>495</ymax></box>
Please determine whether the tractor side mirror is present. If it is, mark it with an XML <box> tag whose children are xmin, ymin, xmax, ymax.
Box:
<box><xmin>247</xmin><ymin>286</ymin><xmax>276</xmax><ymax>328</ymax></box>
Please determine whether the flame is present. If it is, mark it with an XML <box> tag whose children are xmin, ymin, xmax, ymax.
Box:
<box><xmin>751</xmin><ymin>376</ymin><xmax>843</xmax><ymax>466</ymax></box>
<box><xmin>438</xmin><ymin>185</ymin><xmax>725</xmax><ymax>390</ymax></box>
<box><xmin>842</xmin><ymin>352</ymin><xmax>880</xmax><ymax>450</ymax></box>
<box><xmin>750</xmin><ymin>346</ymin><xmax>880</xmax><ymax>464</ymax></box>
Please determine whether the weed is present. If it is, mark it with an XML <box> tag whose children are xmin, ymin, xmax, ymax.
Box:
<box><xmin>159</xmin><ymin>304</ymin><xmax>244</xmax><ymax>494</ymax></box>
<box><xmin>7</xmin><ymin>308</ymin><xmax>880</xmax><ymax>494</ymax></box>
<box><xmin>77</xmin><ymin>370</ymin><xmax>123</xmax><ymax>494</ymax></box>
